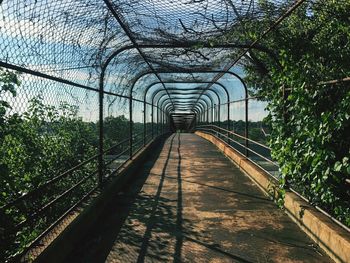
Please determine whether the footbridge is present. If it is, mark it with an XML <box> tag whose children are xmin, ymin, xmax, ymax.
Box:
<box><xmin>0</xmin><ymin>0</ymin><xmax>349</xmax><ymax>262</ymax></box>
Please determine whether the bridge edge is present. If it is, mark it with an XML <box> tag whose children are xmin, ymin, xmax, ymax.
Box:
<box><xmin>195</xmin><ymin>131</ymin><xmax>350</xmax><ymax>263</ymax></box>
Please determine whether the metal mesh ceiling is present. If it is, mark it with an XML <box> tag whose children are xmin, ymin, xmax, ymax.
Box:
<box><xmin>110</xmin><ymin>0</ymin><xmax>290</xmax><ymax>43</ymax></box>
<box><xmin>0</xmin><ymin>0</ymin><xmax>294</xmax><ymax>112</ymax></box>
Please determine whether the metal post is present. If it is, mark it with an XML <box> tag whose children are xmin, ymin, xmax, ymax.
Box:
<box><xmin>207</xmin><ymin>107</ymin><xmax>209</xmax><ymax>123</ymax></box>
<box><xmin>162</xmin><ymin>111</ymin><xmax>165</xmax><ymax>134</ymax></box>
<box><xmin>227</xmin><ymin>102</ymin><xmax>230</xmax><ymax>130</ymax></box>
<box><xmin>213</xmin><ymin>105</ymin><xmax>216</xmax><ymax>125</ymax></box>
<box><xmin>98</xmin><ymin>82</ymin><xmax>104</xmax><ymax>186</ymax></box>
<box><xmin>160</xmin><ymin>110</ymin><xmax>163</xmax><ymax>134</ymax></box>
<box><xmin>218</xmin><ymin>103</ymin><xmax>221</xmax><ymax>127</ymax></box>
<box><xmin>160</xmin><ymin>108</ymin><xmax>162</xmax><ymax>135</ymax></box>
<box><xmin>245</xmin><ymin>97</ymin><xmax>249</xmax><ymax>157</ymax></box>
<box><xmin>227</xmin><ymin>102</ymin><xmax>230</xmax><ymax>145</ymax></box>
<box><xmin>129</xmin><ymin>96</ymin><xmax>133</xmax><ymax>159</ymax></box>
<box><xmin>143</xmin><ymin>101</ymin><xmax>146</xmax><ymax>146</ymax></box>
<box><xmin>157</xmin><ymin>107</ymin><xmax>159</xmax><ymax>135</ymax></box>
<box><xmin>151</xmin><ymin>103</ymin><xmax>154</xmax><ymax>139</ymax></box>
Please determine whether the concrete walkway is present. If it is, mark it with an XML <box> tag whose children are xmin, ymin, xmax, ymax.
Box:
<box><xmin>67</xmin><ymin>133</ymin><xmax>331</xmax><ymax>262</ymax></box>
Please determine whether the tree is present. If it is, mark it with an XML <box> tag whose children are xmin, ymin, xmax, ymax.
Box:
<box><xmin>220</xmin><ymin>1</ymin><xmax>350</xmax><ymax>226</ymax></box>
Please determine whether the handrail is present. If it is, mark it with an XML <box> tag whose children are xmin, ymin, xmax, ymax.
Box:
<box><xmin>197</xmin><ymin>126</ymin><xmax>278</xmax><ymax>166</ymax></box>
<box><xmin>2</xmin><ymin>130</ymin><xmax>168</xmax><ymax>262</ymax></box>
<box><xmin>197</xmin><ymin>124</ymin><xmax>271</xmax><ymax>150</ymax></box>
<box><xmin>1</xmin><ymin>132</ymin><xmax>144</xmax><ymax>210</ymax></box>
<box><xmin>13</xmin><ymin>171</ymin><xmax>97</xmax><ymax>231</ymax></box>
<box><xmin>104</xmin><ymin>147</ymin><xmax>130</xmax><ymax>167</ymax></box>
<box><xmin>195</xmin><ymin>126</ymin><xmax>350</xmax><ymax>233</ymax></box>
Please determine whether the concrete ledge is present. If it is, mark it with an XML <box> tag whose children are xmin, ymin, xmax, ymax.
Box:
<box><xmin>32</xmin><ymin>135</ymin><xmax>169</xmax><ymax>263</ymax></box>
<box><xmin>195</xmin><ymin>131</ymin><xmax>350</xmax><ymax>263</ymax></box>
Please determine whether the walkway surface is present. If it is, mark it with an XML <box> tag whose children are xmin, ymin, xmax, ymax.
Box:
<box><xmin>67</xmin><ymin>133</ymin><xmax>331</xmax><ymax>263</ymax></box>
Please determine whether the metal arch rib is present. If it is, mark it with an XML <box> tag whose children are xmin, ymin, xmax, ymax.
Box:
<box><xmin>154</xmin><ymin>90</ymin><xmax>219</xmax><ymax>109</ymax></box>
<box><xmin>102</xmin><ymin>0</ymin><xmax>175</xmax><ymax>108</ymax></box>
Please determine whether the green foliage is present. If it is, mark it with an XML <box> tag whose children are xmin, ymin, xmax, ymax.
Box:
<box><xmin>0</xmin><ymin>68</ymin><xmax>19</xmax><ymax>121</ymax></box>
<box><xmin>235</xmin><ymin>1</ymin><xmax>350</xmax><ymax>226</ymax></box>
<box><xmin>0</xmin><ymin>68</ymin><xmax>137</xmax><ymax>259</ymax></box>
<box><xmin>103</xmin><ymin>115</ymin><xmax>129</xmax><ymax>149</ymax></box>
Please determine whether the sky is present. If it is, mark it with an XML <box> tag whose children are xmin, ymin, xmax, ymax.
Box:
<box><xmin>0</xmin><ymin>0</ymin><xmax>268</xmax><ymax>123</ymax></box>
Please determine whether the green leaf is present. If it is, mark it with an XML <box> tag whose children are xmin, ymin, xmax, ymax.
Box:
<box><xmin>334</xmin><ymin>161</ymin><xmax>342</xmax><ymax>172</ymax></box>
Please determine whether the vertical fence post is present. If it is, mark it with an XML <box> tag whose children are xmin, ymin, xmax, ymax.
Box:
<box><xmin>159</xmin><ymin>108</ymin><xmax>161</xmax><ymax>135</ymax></box>
<box><xmin>207</xmin><ymin>107</ymin><xmax>209</xmax><ymax>124</ymax></box>
<box><xmin>161</xmin><ymin>110</ymin><xmax>164</xmax><ymax>134</ymax></box>
<box><xmin>129</xmin><ymin>95</ymin><xmax>133</xmax><ymax>159</ymax></box>
<box><xmin>143</xmin><ymin>101</ymin><xmax>146</xmax><ymax>146</ymax></box>
<box><xmin>206</xmin><ymin>108</ymin><xmax>209</xmax><ymax>124</ymax></box>
<box><xmin>282</xmin><ymin>84</ymin><xmax>290</xmax><ymax>188</ymax></box>
<box><xmin>227</xmin><ymin>101</ymin><xmax>230</xmax><ymax>144</ymax></box>
<box><xmin>218</xmin><ymin>103</ymin><xmax>221</xmax><ymax>128</ymax></box>
<box><xmin>195</xmin><ymin>113</ymin><xmax>197</xmax><ymax>131</ymax></box>
<box><xmin>156</xmin><ymin>107</ymin><xmax>159</xmax><ymax>135</ymax></box>
<box><xmin>227</xmin><ymin>101</ymin><xmax>230</xmax><ymax>130</ymax></box>
<box><xmin>214</xmin><ymin>104</ymin><xmax>216</xmax><ymax>125</ymax></box>
<box><xmin>160</xmin><ymin>110</ymin><xmax>162</xmax><ymax>134</ymax></box>
<box><xmin>98</xmin><ymin>78</ymin><xmax>104</xmax><ymax>187</ymax></box>
<box><xmin>245</xmin><ymin>97</ymin><xmax>249</xmax><ymax>157</ymax></box>
<box><xmin>151</xmin><ymin>103</ymin><xmax>154</xmax><ymax>139</ymax></box>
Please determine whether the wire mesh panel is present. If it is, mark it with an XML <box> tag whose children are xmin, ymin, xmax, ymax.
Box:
<box><xmin>0</xmin><ymin>0</ymin><xmax>131</xmax><ymax>86</ymax></box>
<box><xmin>103</xmin><ymin>96</ymin><xmax>130</xmax><ymax>178</ymax></box>
<box><xmin>247</xmin><ymin>98</ymin><xmax>277</xmax><ymax>175</ymax></box>
<box><xmin>132</xmin><ymin>99</ymin><xmax>144</xmax><ymax>155</ymax></box>
<box><xmin>230</xmin><ymin>100</ymin><xmax>245</xmax><ymax>134</ymax></box>
<box><xmin>247</xmin><ymin>98</ymin><xmax>269</xmax><ymax>145</ymax></box>
<box><xmin>213</xmin><ymin>104</ymin><xmax>219</xmax><ymax>126</ymax></box>
<box><xmin>0</xmin><ymin>69</ymin><xmax>100</xmax><ymax>260</ymax></box>
<box><xmin>145</xmin><ymin>103</ymin><xmax>153</xmax><ymax>143</ymax></box>
<box><xmin>220</xmin><ymin>102</ymin><xmax>228</xmax><ymax>127</ymax></box>
<box><xmin>152</xmin><ymin>104</ymin><xmax>158</xmax><ymax>136</ymax></box>
<box><xmin>228</xmin><ymin>99</ymin><xmax>246</xmax><ymax>154</ymax></box>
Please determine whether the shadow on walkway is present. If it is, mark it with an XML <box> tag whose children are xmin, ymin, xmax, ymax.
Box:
<box><xmin>66</xmin><ymin>133</ymin><xmax>331</xmax><ymax>263</ymax></box>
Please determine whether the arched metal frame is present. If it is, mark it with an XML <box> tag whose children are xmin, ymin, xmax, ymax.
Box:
<box><xmin>158</xmin><ymin>94</ymin><xmax>214</xmax><ymax>117</ymax></box>
<box><xmin>135</xmin><ymin>70</ymin><xmax>247</xmax><ymax>130</ymax></box>
<box><xmin>143</xmin><ymin>80</ymin><xmax>228</xmax><ymax>134</ymax></box>
<box><xmin>157</xmin><ymin>92</ymin><xmax>215</xmax><ymax>112</ymax></box>
<box><xmin>165</xmin><ymin>104</ymin><xmax>202</xmax><ymax>113</ymax></box>
<box><xmin>161</xmin><ymin>98</ymin><xmax>208</xmax><ymax>113</ymax></box>
<box><xmin>151</xmin><ymin>85</ymin><xmax>223</xmax><ymax>111</ymax></box>
<box><xmin>165</xmin><ymin>103</ymin><xmax>203</xmax><ymax>130</ymax></box>
<box><xmin>140</xmin><ymin>78</ymin><xmax>232</xmax><ymax>143</ymax></box>
<box><xmin>165</xmin><ymin>104</ymin><xmax>202</xmax><ymax>116</ymax></box>
<box><xmin>133</xmin><ymin>71</ymin><xmax>249</xmax><ymax>155</ymax></box>
<box><xmin>152</xmin><ymin>88</ymin><xmax>221</xmax><ymax>107</ymax></box>
<box><xmin>165</xmin><ymin>103</ymin><xmax>203</xmax><ymax>119</ymax></box>
<box><xmin>99</xmin><ymin>46</ymin><xmax>254</xmax><ymax>184</ymax></box>
<box><xmin>156</xmin><ymin>91</ymin><xmax>218</xmax><ymax>123</ymax></box>
<box><xmin>143</xmin><ymin>80</ymin><xmax>228</xmax><ymax>120</ymax></box>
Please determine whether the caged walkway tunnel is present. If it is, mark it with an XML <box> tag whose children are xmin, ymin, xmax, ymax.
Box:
<box><xmin>0</xmin><ymin>0</ymin><xmax>349</xmax><ymax>262</ymax></box>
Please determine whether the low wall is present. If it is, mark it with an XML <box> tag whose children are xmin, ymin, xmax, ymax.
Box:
<box><xmin>31</xmin><ymin>134</ymin><xmax>169</xmax><ymax>263</ymax></box>
<box><xmin>195</xmin><ymin>131</ymin><xmax>350</xmax><ymax>263</ymax></box>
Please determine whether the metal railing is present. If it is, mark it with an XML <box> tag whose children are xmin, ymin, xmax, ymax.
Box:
<box><xmin>196</xmin><ymin>124</ymin><xmax>279</xmax><ymax>178</ymax></box>
<box><xmin>195</xmin><ymin>124</ymin><xmax>350</xmax><ymax>233</ymax></box>
<box><xmin>0</xmin><ymin>63</ymin><xmax>170</xmax><ymax>261</ymax></box>
<box><xmin>1</xmin><ymin>127</ymin><xmax>168</xmax><ymax>261</ymax></box>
